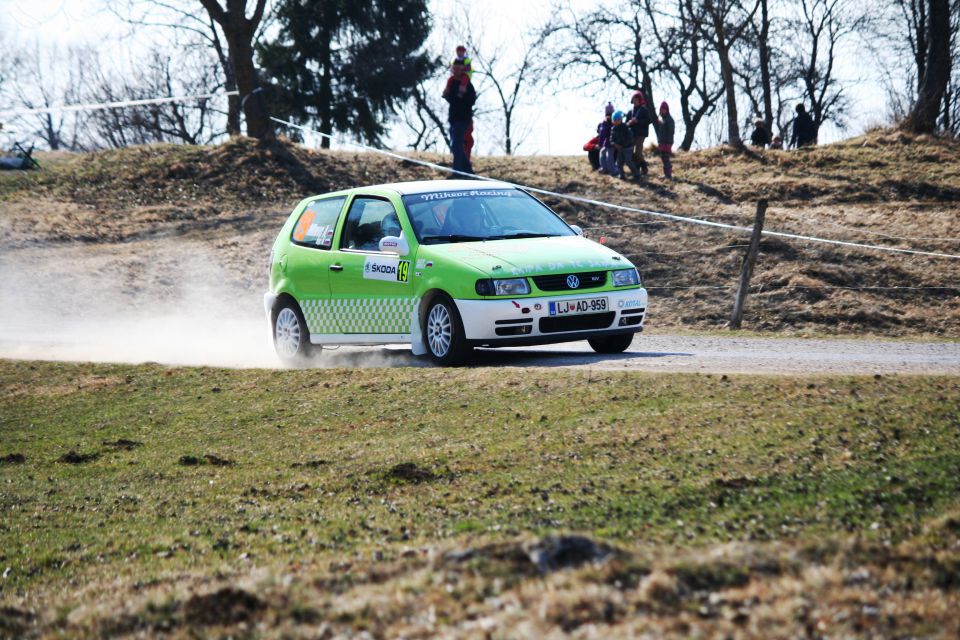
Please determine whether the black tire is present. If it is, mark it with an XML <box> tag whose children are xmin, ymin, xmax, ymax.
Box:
<box><xmin>272</xmin><ymin>299</ymin><xmax>317</xmax><ymax>367</ymax></box>
<box><xmin>423</xmin><ymin>295</ymin><xmax>472</xmax><ymax>366</ymax></box>
<box><xmin>588</xmin><ymin>333</ymin><xmax>634</xmax><ymax>354</ymax></box>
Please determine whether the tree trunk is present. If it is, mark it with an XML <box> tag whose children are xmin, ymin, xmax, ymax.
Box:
<box><xmin>707</xmin><ymin>1</ymin><xmax>744</xmax><ymax>148</ymax></box>
<box><xmin>318</xmin><ymin>23</ymin><xmax>333</xmax><ymax>149</ymax></box>
<box><xmin>903</xmin><ymin>0</ymin><xmax>952</xmax><ymax>133</ymax></box>
<box><xmin>229</xmin><ymin>35</ymin><xmax>272</xmax><ymax>139</ymax></box>
<box><xmin>758</xmin><ymin>0</ymin><xmax>774</xmax><ymax>130</ymax></box>
<box><xmin>717</xmin><ymin>42</ymin><xmax>742</xmax><ymax>147</ymax></box>
<box><xmin>198</xmin><ymin>0</ymin><xmax>272</xmax><ymax>140</ymax></box>
<box><xmin>225</xmin><ymin>52</ymin><xmax>241</xmax><ymax>136</ymax></box>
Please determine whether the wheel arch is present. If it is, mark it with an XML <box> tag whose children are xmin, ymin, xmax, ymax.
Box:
<box><xmin>271</xmin><ymin>292</ymin><xmax>307</xmax><ymax>326</ymax></box>
<box><xmin>417</xmin><ymin>288</ymin><xmax>454</xmax><ymax>329</ymax></box>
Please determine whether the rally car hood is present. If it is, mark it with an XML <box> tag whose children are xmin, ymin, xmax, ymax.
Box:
<box><xmin>418</xmin><ymin>235</ymin><xmax>631</xmax><ymax>277</ymax></box>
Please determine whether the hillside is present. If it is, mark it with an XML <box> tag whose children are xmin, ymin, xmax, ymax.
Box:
<box><xmin>1</xmin><ymin>129</ymin><xmax>959</xmax><ymax>337</ymax></box>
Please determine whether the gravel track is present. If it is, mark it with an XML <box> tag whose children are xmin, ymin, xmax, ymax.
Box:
<box><xmin>2</xmin><ymin>329</ymin><xmax>957</xmax><ymax>375</ymax></box>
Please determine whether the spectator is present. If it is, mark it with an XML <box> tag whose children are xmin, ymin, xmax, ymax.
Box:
<box><xmin>790</xmin><ymin>103</ymin><xmax>817</xmax><ymax>148</ymax></box>
<box><xmin>770</xmin><ymin>134</ymin><xmax>784</xmax><ymax>150</ymax></box>
<box><xmin>653</xmin><ymin>101</ymin><xmax>675</xmax><ymax>180</ymax></box>
<box><xmin>443</xmin><ymin>46</ymin><xmax>475</xmax><ymax>160</ymax></box>
<box><xmin>627</xmin><ymin>91</ymin><xmax>653</xmax><ymax>176</ymax></box>
<box><xmin>443</xmin><ymin>64</ymin><xmax>477</xmax><ymax>176</ymax></box>
<box><xmin>750</xmin><ymin>118</ymin><xmax>771</xmax><ymax>148</ymax></box>
<box><xmin>611</xmin><ymin>110</ymin><xmax>640</xmax><ymax>180</ymax></box>
<box><xmin>597</xmin><ymin>103</ymin><xmax>617</xmax><ymax>175</ymax></box>
<box><xmin>584</xmin><ymin>135</ymin><xmax>601</xmax><ymax>171</ymax></box>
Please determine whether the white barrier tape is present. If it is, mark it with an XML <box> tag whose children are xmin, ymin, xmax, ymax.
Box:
<box><xmin>621</xmin><ymin>244</ymin><xmax>751</xmax><ymax>257</ymax></box>
<box><xmin>272</xmin><ymin>116</ymin><xmax>960</xmax><ymax>261</ymax></box>
<box><xmin>650</xmin><ymin>284</ymin><xmax>960</xmax><ymax>291</ymax></box>
<box><xmin>0</xmin><ymin>91</ymin><xmax>240</xmax><ymax>119</ymax></box>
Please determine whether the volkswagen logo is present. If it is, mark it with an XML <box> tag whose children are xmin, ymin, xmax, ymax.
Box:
<box><xmin>566</xmin><ymin>274</ymin><xmax>580</xmax><ymax>289</ymax></box>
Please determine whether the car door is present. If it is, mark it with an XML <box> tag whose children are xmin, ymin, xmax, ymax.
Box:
<box><xmin>284</xmin><ymin>196</ymin><xmax>347</xmax><ymax>335</ymax></box>
<box><xmin>328</xmin><ymin>196</ymin><xmax>418</xmax><ymax>334</ymax></box>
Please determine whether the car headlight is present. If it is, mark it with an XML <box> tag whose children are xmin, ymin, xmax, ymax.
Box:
<box><xmin>475</xmin><ymin>278</ymin><xmax>531</xmax><ymax>296</ymax></box>
<box><xmin>612</xmin><ymin>268</ymin><xmax>640</xmax><ymax>287</ymax></box>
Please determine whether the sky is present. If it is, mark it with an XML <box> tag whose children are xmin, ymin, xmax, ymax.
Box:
<box><xmin>2</xmin><ymin>0</ymin><xmax>891</xmax><ymax>156</ymax></box>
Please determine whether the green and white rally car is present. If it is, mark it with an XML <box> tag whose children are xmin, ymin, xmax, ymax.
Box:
<box><xmin>265</xmin><ymin>180</ymin><xmax>647</xmax><ymax>365</ymax></box>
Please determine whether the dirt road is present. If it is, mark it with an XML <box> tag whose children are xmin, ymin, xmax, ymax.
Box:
<box><xmin>2</xmin><ymin>323</ymin><xmax>957</xmax><ymax>374</ymax></box>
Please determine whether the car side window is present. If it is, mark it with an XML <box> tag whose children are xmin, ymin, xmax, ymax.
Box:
<box><xmin>291</xmin><ymin>196</ymin><xmax>346</xmax><ymax>249</ymax></box>
<box><xmin>340</xmin><ymin>197</ymin><xmax>401</xmax><ymax>251</ymax></box>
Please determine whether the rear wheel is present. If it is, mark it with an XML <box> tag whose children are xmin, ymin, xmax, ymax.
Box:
<box><xmin>424</xmin><ymin>295</ymin><xmax>472</xmax><ymax>366</ymax></box>
<box><xmin>588</xmin><ymin>333</ymin><xmax>634</xmax><ymax>354</ymax></box>
<box><xmin>272</xmin><ymin>300</ymin><xmax>316</xmax><ymax>366</ymax></box>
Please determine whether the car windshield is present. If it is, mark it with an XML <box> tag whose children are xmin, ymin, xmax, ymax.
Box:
<box><xmin>402</xmin><ymin>188</ymin><xmax>576</xmax><ymax>244</ymax></box>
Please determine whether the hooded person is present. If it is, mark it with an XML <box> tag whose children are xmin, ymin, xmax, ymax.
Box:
<box><xmin>627</xmin><ymin>91</ymin><xmax>653</xmax><ymax>175</ymax></box>
<box><xmin>596</xmin><ymin>102</ymin><xmax>618</xmax><ymax>175</ymax></box>
<box><xmin>750</xmin><ymin>118</ymin><xmax>771</xmax><ymax>147</ymax></box>
<box><xmin>653</xmin><ymin>101</ymin><xmax>675</xmax><ymax>180</ymax></box>
<box><xmin>610</xmin><ymin>110</ymin><xmax>640</xmax><ymax>180</ymax></box>
<box><xmin>790</xmin><ymin>103</ymin><xmax>817</xmax><ymax>148</ymax></box>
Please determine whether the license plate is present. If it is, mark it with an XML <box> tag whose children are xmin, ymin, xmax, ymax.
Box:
<box><xmin>548</xmin><ymin>296</ymin><xmax>608</xmax><ymax>316</ymax></box>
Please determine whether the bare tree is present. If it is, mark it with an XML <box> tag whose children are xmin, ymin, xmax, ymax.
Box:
<box><xmin>401</xmin><ymin>80</ymin><xmax>449</xmax><ymax>152</ymax></box>
<box><xmin>79</xmin><ymin>46</ymin><xmax>225</xmax><ymax>149</ymax></box>
<box><xmin>733</xmin><ymin>0</ymin><xmax>778</xmax><ymax>130</ymax></box>
<box><xmin>700</xmin><ymin>0</ymin><xmax>760</xmax><ymax>149</ymax></box>
<box><xmin>2</xmin><ymin>43</ymin><xmax>90</xmax><ymax>150</ymax></box>
<box><xmin>543</xmin><ymin>2</ymin><xmax>662</xmax><ymax>108</ymax></box>
<box><xmin>196</xmin><ymin>0</ymin><xmax>272</xmax><ymax>139</ymax></box>
<box><xmin>643</xmin><ymin>0</ymin><xmax>726</xmax><ymax>150</ymax></box>
<box><xmin>785</xmin><ymin>0</ymin><xmax>868</xmax><ymax>135</ymax></box>
<box><xmin>903</xmin><ymin>0</ymin><xmax>955</xmax><ymax>132</ymax></box>
<box><xmin>108</xmin><ymin>0</ymin><xmax>252</xmax><ymax>135</ymax></box>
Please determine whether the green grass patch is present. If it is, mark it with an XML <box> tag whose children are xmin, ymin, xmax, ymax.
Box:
<box><xmin>1</xmin><ymin>360</ymin><xmax>958</xmax><ymax>605</ymax></box>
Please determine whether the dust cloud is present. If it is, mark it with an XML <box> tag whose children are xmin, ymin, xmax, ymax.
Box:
<box><xmin>0</xmin><ymin>241</ymin><xmax>419</xmax><ymax>369</ymax></box>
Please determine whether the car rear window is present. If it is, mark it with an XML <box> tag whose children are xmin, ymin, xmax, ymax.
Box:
<box><xmin>291</xmin><ymin>197</ymin><xmax>346</xmax><ymax>248</ymax></box>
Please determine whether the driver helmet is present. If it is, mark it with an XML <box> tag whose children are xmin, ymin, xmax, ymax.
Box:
<box><xmin>381</xmin><ymin>213</ymin><xmax>401</xmax><ymax>237</ymax></box>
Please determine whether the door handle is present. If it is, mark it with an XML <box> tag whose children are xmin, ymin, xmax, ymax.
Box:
<box><xmin>329</xmin><ymin>264</ymin><xmax>344</xmax><ymax>272</ymax></box>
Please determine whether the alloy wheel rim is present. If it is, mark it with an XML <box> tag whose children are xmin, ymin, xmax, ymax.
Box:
<box><xmin>275</xmin><ymin>307</ymin><xmax>301</xmax><ymax>358</ymax></box>
<box><xmin>427</xmin><ymin>304</ymin><xmax>452</xmax><ymax>357</ymax></box>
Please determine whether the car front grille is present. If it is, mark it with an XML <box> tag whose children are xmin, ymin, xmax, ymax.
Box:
<box><xmin>532</xmin><ymin>271</ymin><xmax>607</xmax><ymax>292</ymax></box>
<box><xmin>539</xmin><ymin>311</ymin><xmax>615</xmax><ymax>333</ymax></box>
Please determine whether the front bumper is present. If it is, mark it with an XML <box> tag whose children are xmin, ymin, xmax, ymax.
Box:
<box><xmin>455</xmin><ymin>287</ymin><xmax>647</xmax><ymax>345</ymax></box>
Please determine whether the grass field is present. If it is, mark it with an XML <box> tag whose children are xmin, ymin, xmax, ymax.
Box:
<box><xmin>2</xmin><ymin>360</ymin><xmax>959</xmax><ymax>637</ymax></box>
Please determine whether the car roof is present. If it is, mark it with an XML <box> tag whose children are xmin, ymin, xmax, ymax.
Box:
<box><xmin>365</xmin><ymin>179</ymin><xmax>519</xmax><ymax>196</ymax></box>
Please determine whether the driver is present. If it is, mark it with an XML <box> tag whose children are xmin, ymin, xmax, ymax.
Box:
<box><xmin>381</xmin><ymin>212</ymin><xmax>401</xmax><ymax>238</ymax></box>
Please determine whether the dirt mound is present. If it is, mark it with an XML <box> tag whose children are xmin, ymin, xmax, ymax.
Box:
<box><xmin>183</xmin><ymin>587</ymin><xmax>265</xmax><ymax>626</ymax></box>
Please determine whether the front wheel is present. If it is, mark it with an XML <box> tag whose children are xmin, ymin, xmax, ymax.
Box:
<box><xmin>588</xmin><ymin>333</ymin><xmax>634</xmax><ymax>354</ymax></box>
<box><xmin>272</xmin><ymin>300</ymin><xmax>316</xmax><ymax>367</ymax></box>
<box><xmin>423</xmin><ymin>296</ymin><xmax>472</xmax><ymax>366</ymax></box>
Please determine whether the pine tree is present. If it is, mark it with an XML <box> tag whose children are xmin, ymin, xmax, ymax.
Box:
<box><xmin>258</xmin><ymin>0</ymin><xmax>437</xmax><ymax>147</ymax></box>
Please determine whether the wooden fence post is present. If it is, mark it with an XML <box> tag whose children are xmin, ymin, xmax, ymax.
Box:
<box><xmin>730</xmin><ymin>199</ymin><xmax>768</xmax><ymax>329</ymax></box>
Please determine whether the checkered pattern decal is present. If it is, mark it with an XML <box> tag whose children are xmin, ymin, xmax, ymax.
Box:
<box><xmin>300</xmin><ymin>297</ymin><xmax>420</xmax><ymax>334</ymax></box>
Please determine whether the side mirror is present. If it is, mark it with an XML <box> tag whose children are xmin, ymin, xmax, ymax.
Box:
<box><xmin>379</xmin><ymin>231</ymin><xmax>410</xmax><ymax>256</ymax></box>
<box><xmin>570</xmin><ymin>224</ymin><xmax>584</xmax><ymax>236</ymax></box>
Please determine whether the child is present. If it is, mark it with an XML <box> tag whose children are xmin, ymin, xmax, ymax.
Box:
<box><xmin>653</xmin><ymin>101</ymin><xmax>675</xmax><ymax>180</ymax></box>
<box><xmin>596</xmin><ymin>103</ymin><xmax>616</xmax><ymax>175</ymax></box>
<box><xmin>444</xmin><ymin>45</ymin><xmax>474</xmax><ymax>97</ymax></box>
<box><xmin>611</xmin><ymin>110</ymin><xmax>640</xmax><ymax>180</ymax></box>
